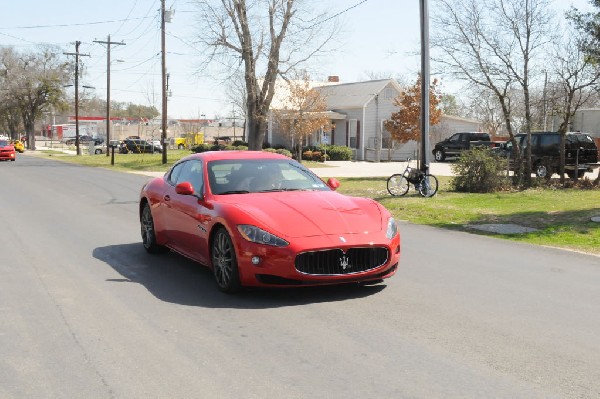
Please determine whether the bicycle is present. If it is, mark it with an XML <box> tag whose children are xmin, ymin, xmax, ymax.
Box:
<box><xmin>387</xmin><ymin>158</ymin><xmax>439</xmax><ymax>197</ymax></box>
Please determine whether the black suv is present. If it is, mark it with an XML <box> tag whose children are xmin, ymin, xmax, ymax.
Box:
<box><xmin>432</xmin><ymin>132</ymin><xmax>496</xmax><ymax>161</ymax></box>
<box><xmin>496</xmin><ymin>132</ymin><xmax>598</xmax><ymax>178</ymax></box>
<box><xmin>119</xmin><ymin>138</ymin><xmax>161</xmax><ymax>154</ymax></box>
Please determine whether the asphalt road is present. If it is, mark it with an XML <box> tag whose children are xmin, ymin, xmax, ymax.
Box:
<box><xmin>1</xmin><ymin>154</ymin><xmax>599</xmax><ymax>399</ymax></box>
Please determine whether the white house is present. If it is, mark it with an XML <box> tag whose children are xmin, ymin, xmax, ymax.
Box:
<box><xmin>267</xmin><ymin>77</ymin><xmax>482</xmax><ymax>162</ymax></box>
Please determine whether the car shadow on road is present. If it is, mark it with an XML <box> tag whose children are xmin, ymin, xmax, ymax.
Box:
<box><xmin>93</xmin><ymin>243</ymin><xmax>386</xmax><ymax>309</ymax></box>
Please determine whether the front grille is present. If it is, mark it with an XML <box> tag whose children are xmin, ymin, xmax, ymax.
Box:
<box><xmin>295</xmin><ymin>247</ymin><xmax>389</xmax><ymax>275</ymax></box>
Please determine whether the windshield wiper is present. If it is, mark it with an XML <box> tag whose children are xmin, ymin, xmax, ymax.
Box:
<box><xmin>218</xmin><ymin>190</ymin><xmax>250</xmax><ymax>195</ymax></box>
<box><xmin>256</xmin><ymin>188</ymin><xmax>306</xmax><ymax>192</ymax></box>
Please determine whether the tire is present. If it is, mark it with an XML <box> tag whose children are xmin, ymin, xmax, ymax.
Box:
<box><xmin>178</xmin><ymin>144</ymin><xmax>185</xmax><ymax>150</ymax></box>
<box><xmin>418</xmin><ymin>174</ymin><xmax>439</xmax><ymax>197</ymax></box>
<box><xmin>567</xmin><ymin>170</ymin><xmax>584</xmax><ymax>179</ymax></box>
<box><xmin>94</xmin><ymin>149</ymin><xmax>102</xmax><ymax>154</ymax></box>
<box><xmin>534</xmin><ymin>163</ymin><xmax>549</xmax><ymax>178</ymax></box>
<box><xmin>387</xmin><ymin>174</ymin><xmax>410</xmax><ymax>196</ymax></box>
<box><xmin>211</xmin><ymin>227</ymin><xmax>241</xmax><ymax>293</ymax></box>
<box><xmin>434</xmin><ymin>149</ymin><xmax>445</xmax><ymax>162</ymax></box>
<box><xmin>140</xmin><ymin>203</ymin><xmax>167</xmax><ymax>254</ymax></box>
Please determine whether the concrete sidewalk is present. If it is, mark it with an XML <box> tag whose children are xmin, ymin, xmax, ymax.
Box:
<box><xmin>309</xmin><ymin>160</ymin><xmax>453</xmax><ymax>178</ymax></box>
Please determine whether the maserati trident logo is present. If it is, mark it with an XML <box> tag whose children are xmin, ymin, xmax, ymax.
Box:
<box><xmin>339</xmin><ymin>255</ymin><xmax>350</xmax><ymax>270</ymax></box>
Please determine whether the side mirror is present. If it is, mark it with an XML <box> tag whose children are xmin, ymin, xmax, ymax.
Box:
<box><xmin>175</xmin><ymin>181</ymin><xmax>195</xmax><ymax>195</ymax></box>
<box><xmin>326</xmin><ymin>177</ymin><xmax>341</xmax><ymax>190</ymax></box>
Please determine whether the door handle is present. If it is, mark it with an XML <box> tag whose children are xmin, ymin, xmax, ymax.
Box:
<box><xmin>163</xmin><ymin>195</ymin><xmax>170</xmax><ymax>201</ymax></box>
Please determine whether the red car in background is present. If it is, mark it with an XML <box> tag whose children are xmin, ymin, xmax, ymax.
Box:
<box><xmin>0</xmin><ymin>139</ymin><xmax>16</xmax><ymax>161</ymax></box>
<box><xmin>139</xmin><ymin>151</ymin><xmax>400</xmax><ymax>293</ymax></box>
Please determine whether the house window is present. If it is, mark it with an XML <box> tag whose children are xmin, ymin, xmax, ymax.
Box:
<box><xmin>349</xmin><ymin>119</ymin><xmax>358</xmax><ymax>148</ymax></box>
<box><xmin>385</xmin><ymin>88</ymin><xmax>394</xmax><ymax>100</ymax></box>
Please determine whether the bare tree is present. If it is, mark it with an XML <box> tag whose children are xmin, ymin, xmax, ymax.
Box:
<box><xmin>546</xmin><ymin>23</ymin><xmax>600</xmax><ymax>183</ymax></box>
<box><xmin>463</xmin><ymin>88</ymin><xmax>506</xmax><ymax>135</ymax></box>
<box><xmin>432</xmin><ymin>0</ymin><xmax>553</xmax><ymax>184</ymax></box>
<box><xmin>192</xmin><ymin>0</ymin><xmax>338</xmax><ymax>150</ymax></box>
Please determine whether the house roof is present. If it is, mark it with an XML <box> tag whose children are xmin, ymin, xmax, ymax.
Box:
<box><xmin>314</xmin><ymin>79</ymin><xmax>402</xmax><ymax>110</ymax></box>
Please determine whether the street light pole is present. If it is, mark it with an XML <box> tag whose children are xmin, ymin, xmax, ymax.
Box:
<box><xmin>161</xmin><ymin>0</ymin><xmax>168</xmax><ymax>164</ymax></box>
<box><xmin>419</xmin><ymin>0</ymin><xmax>431</xmax><ymax>173</ymax></box>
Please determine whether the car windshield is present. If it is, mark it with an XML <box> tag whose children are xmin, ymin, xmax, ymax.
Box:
<box><xmin>0</xmin><ymin>140</ymin><xmax>9</xmax><ymax>147</ymax></box>
<box><xmin>208</xmin><ymin>159</ymin><xmax>330</xmax><ymax>194</ymax></box>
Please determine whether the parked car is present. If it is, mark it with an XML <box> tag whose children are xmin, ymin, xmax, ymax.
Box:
<box><xmin>494</xmin><ymin>132</ymin><xmax>599</xmax><ymax>178</ymax></box>
<box><xmin>150</xmin><ymin>140</ymin><xmax>163</xmax><ymax>152</ymax></box>
<box><xmin>11</xmin><ymin>140</ymin><xmax>25</xmax><ymax>153</ymax></box>
<box><xmin>433</xmin><ymin>132</ymin><xmax>499</xmax><ymax>162</ymax></box>
<box><xmin>0</xmin><ymin>139</ymin><xmax>16</xmax><ymax>161</ymax></box>
<box><xmin>89</xmin><ymin>139</ymin><xmax>107</xmax><ymax>155</ymax></box>
<box><xmin>64</xmin><ymin>135</ymin><xmax>93</xmax><ymax>145</ymax></box>
<box><xmin>119</xmin><ymin>138</ymin><xmax>161</xmax><ymax>154</ymax></box>
<box><xmin>139</xmin><ymin>151</ymin><xmax>400</xmax><ymax>293</ymax></box>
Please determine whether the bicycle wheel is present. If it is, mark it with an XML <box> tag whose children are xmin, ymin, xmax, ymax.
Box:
<box><xmin>387</xmin><ymin>174</ymin><xmax>410</xmax><ymax>196</ymax></box>
<box><xmin>418</xmin><ymin>174</ymin><xmax>438</xmax><ymax>197</ymax></box>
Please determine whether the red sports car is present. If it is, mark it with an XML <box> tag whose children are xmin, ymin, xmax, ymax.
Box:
<box><xmin>139</xmin><ymin>151</ymin><xmax>400</xmax><ymax>293</ymax></box>
<box><xmin>0</xmin><ymin>139</ymin><xmax>16</xmax><ymax>161</ymax></box>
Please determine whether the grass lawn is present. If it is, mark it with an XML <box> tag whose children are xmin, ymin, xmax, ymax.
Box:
<box><xmin>35</xmin><ymin>151</ymin><xmax>600</xmax><ymax>256</ymax></box>
<box><xmin>332</xmin><ymin>176</ymin><xmax>600</xmax><ymax>256</ymax></box>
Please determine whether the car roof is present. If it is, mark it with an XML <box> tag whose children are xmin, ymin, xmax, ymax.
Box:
<box><xmin>180</xmin><ymin>150</ymin><xmax>289</xmax><ymax>163</ymax></box>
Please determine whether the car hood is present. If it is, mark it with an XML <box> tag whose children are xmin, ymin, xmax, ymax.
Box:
<box><xmin>224</xmin><ymin>191</ymin><xmax>384</xmax><ymax>238</ymax></box>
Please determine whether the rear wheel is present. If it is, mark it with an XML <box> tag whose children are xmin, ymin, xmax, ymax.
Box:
<box><xmin>94</xmin><ymin>149</ymin><xmax>102</xmax><ymax>154</ymax></box>
<box><xmin>211</xmin><ymin>228</ymin><xmax>241</xmax><ymax>293</ymax></box>
<box><xmin>178</xmin><ymin>144</ymin><xmax>185</xmax><ymax>150</ymax></box>
<box><xmin>567</xmin><ymin>170</ymin><xmax>585</xmax><ymax>179</ymax></box>
<box><xmin>387</xmin><ymin>174</ymin><xmax>410</xmax><ymax>196</ymax></box>
<box><xmin>418</xmin><ymin>174</ymin><xmax>439</xmax><ymax>197</ymax></box>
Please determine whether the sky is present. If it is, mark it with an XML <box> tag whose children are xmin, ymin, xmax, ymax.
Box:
<box><xmin>0</xmin><ymin>0</ymin><xmax>594</xmax><ymax>120</ymax></box>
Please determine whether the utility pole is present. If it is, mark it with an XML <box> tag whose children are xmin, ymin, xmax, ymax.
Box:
<box><xmin>64</xmin><ymin>41</ymin><xmax>90</xmax><ymax>155</ymax></box>
<box><xmin>94</xmin><ymin>35</ymin><xmax>125</xmax><ymax>157</ymax></box>
<box><xmin>419</xmin><ymin>0</ymin><xmax>431</xmax><ymax>173</ymax></box>
<box><xmin>161</xmin><ymin>0</ymin><xmax>168</xmax><ymax>164</ymax></box>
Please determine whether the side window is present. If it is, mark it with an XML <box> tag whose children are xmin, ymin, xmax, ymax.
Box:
<box><xmin>175</xmin><ymin>160</ymin><xmax>204</xmax><ymax>195</ymax></box>
<box><xmin>448</xmin><ymin>134</ymin><xmax>459</xmax><ymax>143</ymax></box>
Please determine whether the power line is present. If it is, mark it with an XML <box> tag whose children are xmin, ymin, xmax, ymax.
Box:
<box><xmin>0</xmin><ymin>16</ymin><xmax>155</xmax><ymax>30</ymax></box>
<box><xmin>307</xmin><ymin>0</ymin><xmax>369</xmax><ymax>29</ymax></box>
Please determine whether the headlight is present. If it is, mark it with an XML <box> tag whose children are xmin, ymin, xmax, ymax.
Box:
<box><xmin>237</xmin><ymin>225</ymin><xmax>289</xmax><ymax>247</ymax></box>
<box><xmin>386</xmin><ymin>217</ymin><xmax>398</xmax><ymax>239</ymax></box>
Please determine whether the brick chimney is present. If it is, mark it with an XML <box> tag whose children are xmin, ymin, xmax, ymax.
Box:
<box><xmin>327</xmin><ymin>75</ymin><xmax>339</xmax><ymax>83</ymax></box>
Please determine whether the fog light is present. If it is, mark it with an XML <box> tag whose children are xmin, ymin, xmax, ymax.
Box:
<box><xmin>251</xmin><ymin>256</ymin><xmax>261</xmax><ymax>265</ymax></box>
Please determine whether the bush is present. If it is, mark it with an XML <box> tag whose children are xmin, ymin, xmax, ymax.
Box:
<box><xmin>275</xmin><ymin>148</ymin><xmax>292</xmax><ymax>158</ymax></box>
<box><xmin>191</xmin><ymin>143</ymin><xmax>213</xmax><ymax>153</ymax></box>
<box><xmin>451</xmin><ymin>147</ymin><xmax>509</xmax><ymax>193</ymax></box>
<box><xmin>302</xmin><ymin>150</ymin><xmax>313</xmax><ymax>161</ymax></box>
<box><xmin>323</xmin><ymin>145</ymin><xmax>353</xmax><ymax>161</ymax></box>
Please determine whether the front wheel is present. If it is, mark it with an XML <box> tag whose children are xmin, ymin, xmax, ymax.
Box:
<box><xmin>212</xmin><ymin>228</ymin><xmax>241</xmax><ymax>293</ymax></box>
<box><xmin>418</xmin><ymin>174</ymin><xmax>439</xmax><ymax>197</ymax></box>
<box><xmin>387</xmin><ymin>174</ymin><xmax>410</xmax><ymax>196</ymax></box>
<box><xmin>434</xmin><ymin>149</ymin><xmax>445</xmax><ymax>162</ymax></box>
<box><xmin>140</xmin><ymin>203</ymin><xmax>167</xmax><ymax>253</ymax></box>
<box><xmin>94</xmin><ymin>149</ymin><xmax>102</xmax><ymax>154</ymax></box>
<box><xmin>177</xmin><ymin>144</ymin><xmax>185</xmax><ymax>150</ymax></box>
<box><xmin>535</xmin><ymin>163</ymin><xmax>550</xmax><ymax>178</ymax></box>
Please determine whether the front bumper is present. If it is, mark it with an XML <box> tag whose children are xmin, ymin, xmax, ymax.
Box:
<box><xmin>233</xmin><ymin>232</ymin><xmax>401</xmax><ymax>287</ymax></box>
